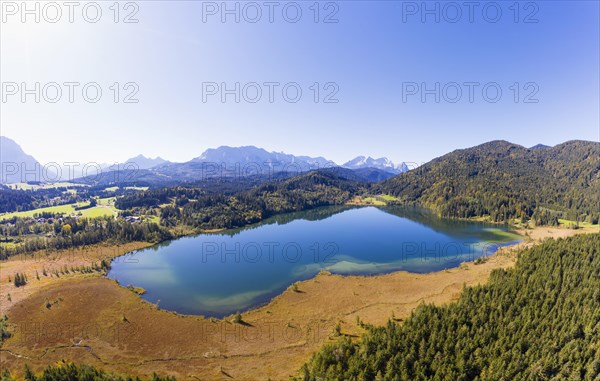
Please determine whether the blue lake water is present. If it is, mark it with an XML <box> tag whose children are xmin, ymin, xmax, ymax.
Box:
<box><xmin>107</xmin><ymin>206</ymin><xmax>521</xmax><ymax>317</ymax></box>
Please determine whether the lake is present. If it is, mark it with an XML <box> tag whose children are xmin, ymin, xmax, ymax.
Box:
<box><xmin>107</xmin><ymin>206</ymin><xmax>521</xmax><ymax>317</ymax></box>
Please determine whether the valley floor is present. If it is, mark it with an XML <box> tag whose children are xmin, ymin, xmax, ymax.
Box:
<box><xmin>0</xmin><ymin>225</ymin><xmax>597</xmax><ymax>380</ymax></box>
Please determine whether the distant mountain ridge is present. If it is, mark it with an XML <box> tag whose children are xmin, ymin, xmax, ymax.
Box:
<box><xmin>72</xmin><ymin>146</ymin><xmax>396</xmax><ymax>186</ymax></box>
<box><xmin>124</xmin><ymin>155</ymin><xmax>169</xmax><ymax>170</ymax></box>
<box><xmin>194</xmin><ymin>145</ymin><xmax>336</xmax><ymax>170</ymax></box>
<box><xmin>0</xmin><ymin>137</ymin><xmax>406</xmax><ymax>185</ymax></box>
<box><xmin>71</xmin><ymin>146</ymin><xmax>405</xmax><ymax>186</ymax></box>
<box><xmin>343</xmin><ymin>156</ymin><xmax>408</xmax><ymax>174</ymax></box>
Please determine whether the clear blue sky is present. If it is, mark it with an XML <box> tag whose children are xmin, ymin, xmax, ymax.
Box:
<box><xmin>1</xmin><ymin>1</ymin><xmax>598</xmax><ymax>166</ymax></box>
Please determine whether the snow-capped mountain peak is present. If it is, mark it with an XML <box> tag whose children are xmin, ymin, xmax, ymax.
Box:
<box><xmin>343</xmin><ymin>156</ymin><xmax>408</xmax><ymax>174</ymax></box>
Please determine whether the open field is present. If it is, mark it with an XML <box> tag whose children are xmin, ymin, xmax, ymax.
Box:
<box><xmin>0</xmin><ymin>225</ymin><xmax>596</xmax><ymax>380</ymax></box>
<box><xmin>0</xmin><ymin>242</ymin><xmax>152</xmax><ymax>313</ymax></box>
<box><xmin>361</xmin><ymin>197</ymin><xmax>386</xmax><ymax>206</ymax></box>
<box><xmin>0</xmin><ymin>197</ymin><xmax>118</xmax><ymax>221</ymax></box>
<box><xmin>347</xmin><ymin>195</ymin><xmax>388</xmax><ymax>206</ymax></box>
<box><xmin>144</xmin><ymin>215</ymin><xmax>160</xmax><ymax>225</ymax></box>
<box><xmin>558</xmin><ymin>218</ymin><xmax>598</xmax><ymax>228</ymax></box>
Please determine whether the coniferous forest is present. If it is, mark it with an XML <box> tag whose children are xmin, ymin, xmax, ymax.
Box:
<box><xmin>300</xmin><ymin>233</ymin><xmax>600</xmax><ymax>380</ymax></box>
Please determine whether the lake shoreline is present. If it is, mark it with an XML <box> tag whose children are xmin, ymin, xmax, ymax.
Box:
<box><xmin>1</xmin><ymin>225</ymin><xmax>596</xmax><ymax>380</ymax></box>
<box><xmin>105</xmin><ymin>206</ymin><xmax>523</xmax><ymax>317</ymax></box>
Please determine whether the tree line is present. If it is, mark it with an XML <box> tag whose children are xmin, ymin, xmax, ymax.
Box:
<box><xmin>0</xmin><ymin>216</ymin><xmax>172</xmax><ymax>259</ymax></box>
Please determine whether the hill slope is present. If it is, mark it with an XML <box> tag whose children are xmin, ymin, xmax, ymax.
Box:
<box><xmin>317</xmin><ymin>167</ymin><xmax>397</xmax><ymax>182</ymax></box>
<box><xmin>377</xmin><ymin>140</ymin><xmax>600</xmax><ymax>224</ymax></box>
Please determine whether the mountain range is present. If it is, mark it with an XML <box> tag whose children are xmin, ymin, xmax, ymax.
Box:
<box><xmin>0</xmin><ymin>137</ymin><xmax>407</xmax><ymax>184</ymax></box>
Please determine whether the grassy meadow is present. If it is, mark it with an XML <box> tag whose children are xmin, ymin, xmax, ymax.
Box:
<box><xmin>0</xmin><ymin>197</ymin><xmax>118</xmax><ymax>221</ymax></box>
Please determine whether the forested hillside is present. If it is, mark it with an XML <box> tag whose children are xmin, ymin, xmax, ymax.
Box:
<box><xmin>301</xmin><ymin>233</ymin><xmax>600</xmax><ymax>380</ymax></box>
<box><xmin>378</xmin><ymin>140</ymin><xmax>600</xmax><ymax>224</ymax></box>
<box><xmin>119</xmin><ymin>171</ymin><xmax>365</xmax><ymax>230</ymax></box>
<box><xmin>162</xmin><ymin>171</ymin><xmax>363</xmax><ymax>229</ymax></box>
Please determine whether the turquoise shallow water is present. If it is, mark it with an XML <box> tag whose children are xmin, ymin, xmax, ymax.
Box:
<box><xmin>107</xmin><ymin>206</ymin><xmax>521</xmax><ymax>317</ymax></box>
